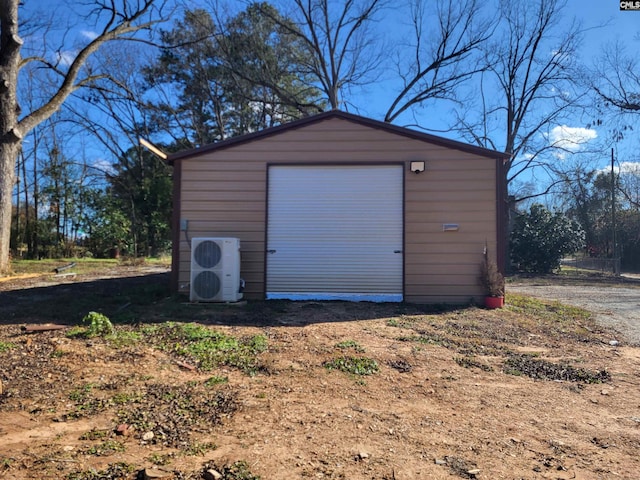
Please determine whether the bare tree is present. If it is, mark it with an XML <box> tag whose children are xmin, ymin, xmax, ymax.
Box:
<box><xmin>0</xmin><ymin>0</ymin><xmax>166</xmax><ymax>273</ymax></box>
<box><xmin>454</xmin><ymin>0</ymin><xmax>585</xmax><ymax>196</ymax></box>
<box><xmin>263</xmin><ymin>0</ymin><xmax>386</xmax><ymax>110</ymax></box>
<box><xmin>384</xmin><ymin>0</ymin><xmax>493</xmax><ymax>123</ymax></box>
<box><xmin>592</xmin><ymin>39</ymin><xmax>640</xmax><ymax>114</ymax></box>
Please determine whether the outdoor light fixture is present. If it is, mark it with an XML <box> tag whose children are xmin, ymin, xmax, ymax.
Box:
<box><xmin>410</xmin><ymin>161</ymin><xmax>425</xmax><ymax>174</ymax></box>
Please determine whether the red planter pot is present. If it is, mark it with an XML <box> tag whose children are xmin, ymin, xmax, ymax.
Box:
<box><xmin>484</xmin><ymin>296</ymin><xmax>505</xmax><ymax>309</ymax></box>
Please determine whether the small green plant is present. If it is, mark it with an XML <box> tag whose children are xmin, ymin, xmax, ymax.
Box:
<box><xmin>148</xmin><ymin>452</ymin><xmax>174</xmax><ymax>466</ymax></box>
<box><xmin>0</xmin><ymin>341</ymin><xmax>16</xmax><ymax>353</ymax></box>
<box><xmin>146</xmin><ymin>323</ymin><xmax>267</xmax><ymax>374</ymax></box>
<box><xmin>66</xmin><ymin>462</ymin><xmax>135</xmax><ymax>480</ymax></box>
<box><xmin>323</xmin><ymin>356</ymin><xmax>379</xmax><ymax>376</ymax></box>
<box><xmin>386</xmin><ymin>316</ymin><xmax>416</xmax><ymax>328</ymax></box>
<box><xmin>83</xmin><ymin>311</ymin><xmax>115</xmax><ymax>337</ymax></box>
<box><xmin>79</xmin><ymin>429</ymin><xmax>109</xmax><ymax>441</ymax></box>
<box><xmin>205</xmin><ymin>375</ymin><xmax>229</xmax><ymax>386</ymax></box>
<box><xmin>111</xmin><ymin>391</ymin><xmax>140</xmax><ymax>405</ymax></box>
<box><xmin>69</xmin><ymin>383</ymin><xmax>95</xmax><ymax>403</ymax></box>
<box><xmin>335</xmin><ymin>340</ymin><xmax>365</xmax><ymax>353</ymax></box>
<box><xmin>51</xmin><ymin>349</ymin><xmax>66</xmax><ymax>358</ymax></box>
<box><xmin>84</xmin><ymin>439</ymin><xmax>125</xmax><ymax>456</ymax></box>
<box><xmin>107</xmin><ymin>330</ymin><xmax>140</xmax><ymax>347</ymax></box>
<box><xmin>184</xmin><ymin>441</ymin><xmax>217</xmax><ymax>456</ymax></box>
<box><xmin>68</xmin><ymin>312</ymin><xmax>115</xmax><ymax>339</ymax></box>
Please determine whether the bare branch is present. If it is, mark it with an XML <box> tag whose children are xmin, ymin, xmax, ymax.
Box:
<box><xmin>16</xmin><ymin>0</ymin><xmax>167</xmax><ymax>137</ymax></box>
<box><xmin>259</xmin><ymin>0</ymin><xmax>386</xmax><ymax>109</ymax></box>
<box><xmin>384</xmin><ymin>0</ymin><xmax>494</xmax><ymax>123</ymax></box>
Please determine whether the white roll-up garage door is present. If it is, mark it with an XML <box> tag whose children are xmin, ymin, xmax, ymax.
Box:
<box><xmin>266</xmin><ymin>165</ymin><xmax>403</xmax><ymax>301</ymax></box>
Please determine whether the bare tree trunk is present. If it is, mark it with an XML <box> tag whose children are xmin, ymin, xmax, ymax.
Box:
<box><xmin>14</xmin><ymin>153</ymin><xmax>20</xmax><ymax>249</ymax></box>
<box><xmin>21</xmin><ymin>147</ymin><xmax>29</xmax><ymax>255</ymax></box>
<box><xmin>0</xmin><ymin>0</ymin><xmax>164</xmax><ymax>273</ymax></box>
<box><xmin>0</xmin><ymin>142</ymin><xmax>20</xmax><ymax>271</ymax></box>
<box><xmin>0</xmin><ymin>0</ymin><xmax>22</xmax><ymax>273</ymax></box>
<box><xmin>32</xmin><ymin>139</ymin><xmax>39</xmax><ymax>259</ymax></box>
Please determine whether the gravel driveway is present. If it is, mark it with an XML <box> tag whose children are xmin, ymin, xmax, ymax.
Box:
<box><xmin>508</xmin><ymin>280</ymin><xmax>640</xmax><ymax>345</ymax></box>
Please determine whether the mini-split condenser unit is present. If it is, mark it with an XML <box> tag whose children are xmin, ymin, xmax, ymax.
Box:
<box><xmin>190</xmin><ymin>237</ymin><xmax>243</xmax><ymax>302</ymax></box>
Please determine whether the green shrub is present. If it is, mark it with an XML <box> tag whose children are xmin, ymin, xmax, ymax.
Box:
<box><xmin>82</xmin><ymin>311</ymin><xmax>115</xmax><ymax>337</ymax></box>
<box><xmin>510</xmin><ymin>204</ymin><xmax>585</xmax><ymax>273</ymax></box>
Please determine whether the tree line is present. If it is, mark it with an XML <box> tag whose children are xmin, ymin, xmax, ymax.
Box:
<box><xmin>2</xmin><ymin>0</ymin><xmax>640</xmax><ymax>272</ymax></box>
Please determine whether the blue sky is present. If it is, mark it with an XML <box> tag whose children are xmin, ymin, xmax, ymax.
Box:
<box><xmin>360</xmin><ymin>0</ymin><xmax>639</xmax><ymax>127</ymax></box>
<box><xmin>349</xmin><ymin>0</ymin><xmax>640</xmax><ymax>198</ymax></box>
<box><xmin>18</xmin><ymin>0</ymin><xmax>640</xmax><ymax>190</ymax></box>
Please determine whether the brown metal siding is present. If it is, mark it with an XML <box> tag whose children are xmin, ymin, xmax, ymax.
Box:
<box><xmin>175</xmin><ymin>116</ymin><xmax>498</xmax><ymax>303</ymax></box>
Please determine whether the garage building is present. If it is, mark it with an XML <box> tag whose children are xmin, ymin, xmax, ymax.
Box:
<box><xmin>168</xmin><ymin>110</ymin><xmax>508</xmax><ymax>304</ymax></box>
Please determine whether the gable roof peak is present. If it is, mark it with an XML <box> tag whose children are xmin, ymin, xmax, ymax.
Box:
<box><xmin>168</xmin><ymin>109</ymin><xmax>509</xmax><ymax>163</ymax></box>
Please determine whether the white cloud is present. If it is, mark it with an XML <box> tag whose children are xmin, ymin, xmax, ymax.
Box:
<box><xmin>81</xmin><ymin>30</ymin><xmax>99</xmax><ymax>41</ymax></box>
<box><xmin>602</xmin><ymin>161</ymin><xmax>640</xmax><ymax>176</ymax></box>
<box><xmin>618</xmin><ymin>162</ymin><xmax>640</xmax><ymax>175</ymax></box>
<box><xmin>93</xmin><ymin>159</ymin><xmax>115</xmax><ymax>175</ymax></box>
<box><xmin>547</xmin><ymin>125</ymin><xmax>598</xmax><ymax>159</ymax></box>
<box><xmin>56</xmin><ymin>50</ymin><xmax>77</xmax><ymax>67</ymax></box>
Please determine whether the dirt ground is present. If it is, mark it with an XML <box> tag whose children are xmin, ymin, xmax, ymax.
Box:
<box><xmin>0</xmin><ymin>267</ymin><xmax>639</xmax><ymax>479</ymax></box>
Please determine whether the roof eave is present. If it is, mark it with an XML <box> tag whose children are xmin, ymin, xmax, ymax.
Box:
<box><xmin>167</xmin><ymin>110</ymin><xmax>510</xmax><ymax>163</ymax></box>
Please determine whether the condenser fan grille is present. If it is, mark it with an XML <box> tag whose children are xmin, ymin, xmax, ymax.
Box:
<box><xmin>193</xmin><ymin>240</ymin><xmax>222</xmax><ymax>268</ymax></box>
<box><xmin>192</xmin><ymin>270</ymin><xmax>221</xmax><ymax>300</ymax></box>
<box><xmin>190</xmin><ymin>237</ymin><xmax>242</xmax><ymax>303</ymax></box>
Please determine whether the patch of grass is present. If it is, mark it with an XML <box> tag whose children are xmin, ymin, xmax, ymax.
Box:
<box><xmin>66</xmin><ymin>326</ymin><xmax>86</xmax><ymax>338</ymax></box>
<box><xmin>324</xmin><ymin>356</ymin><xmax>379</xmax><ymax>376</ymax></box>
<box><xmin>156</xmin><ymin>322</ymin><xmax>219</xmax><ymax>342</ymax></box>
<box><xmin>79</xmin><ymin>429</ymin><xmax>110</xmax><ymax>441</ymax></box>
<box><xmin>335</xmin><ymin>340</ymin><xmax>365</xmax><ymax>353</ymax></box>
<box><xmin>83</xmin><ymin>439</ymin><xmax>125</xmax><ymax>456</ymax></box>
<box><xmin>0</xmin><ymin>341</ymin><xmax>16</xmax><ymax>353</ymax></box>
<box><xmin>107</xmin><ymin>330</ymin><xmax>141</xmax><ymax>347</ymax></box>
<box><xmin>506</xmin><ymin>294</ymin><xmax>591</xmax><ymax>323</ymax></box>
<box><xmin>184</xmin><ymin>441</ymin><xmax>217</xmax><ymax>456</ymax></box>
<box><xmin>386</xmin><ymin>316</ymin><xmax>417</xmax><ymax>328</ymax></box>
<box><xmin>148</xmin><ymin>452</ymin><xmax>174</xmax><ymax>466</ymax></box>
<box><xmin>51</xmin><ymin>349</ymin><xmax>66</xmax><ymax>358</ymax></box>
<box><xmin>110</xmin><ymin>391</ymin><xmax>141</xmax><ymax>405</ymax></box>
<box><xmin>504</xmin><ymin>355</ymin><xmax>611</xmax><ymax>384</ymax></box>
<box><xmin>69</xmin><ymin>383</ymin><xmax>95</xmax><ymax>403</ymax></box>
<box><xmin>11</xmin><ymin>258</ymin><xmax>119</xmax><ymax>276</ymax></box>
<box><xmin>115</xmin><ymin>384</ymin><xmax>238</xmax><ymax>450</ymax></box>
<box><xmin>506</xmin><ymin>294</ymin><xmax>600</xmax><ymax>342</ymax></box>
<box><xmin>66</xmin><ymin>462</ymin><xmax>135</xmax><ymax>480</ymax></box>
<box><xmin>145</xmin><ymin>323</ymin><xmax>268</xmax><ymax>374</ymax></box>
<box><xmin>396</xmin><ymin>333</ymin><xmax>455</xmax><ymax>348</ymax></box>
<box><xmin>205</xmin><ymin>375</ymin><xmax>229</xmax><ymax>387</ymax></box>
<box><xmin>65</xmin><ymin>383</ymin><xmax>121</xmax><ymax>419</ymax></box>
